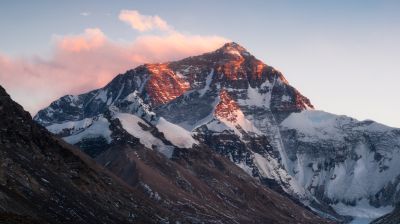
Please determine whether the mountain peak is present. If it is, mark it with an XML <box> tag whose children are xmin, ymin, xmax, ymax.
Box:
<box><xmin>221</xmin><ymin>41</ymin><xmax>245</xmax><ymax>49</ymax></box>
<box><xmin>216</xmin><ymin>42</ymin><xmax>250</xmax><ymax>58</ymax></box>
<box><xmin>221</xmin><ymin>41</ymin><xmax>244</xmax><ymax>49</ymax></box>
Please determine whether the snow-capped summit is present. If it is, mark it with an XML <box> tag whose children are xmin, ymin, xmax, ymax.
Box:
<box><xmin>216</xmin><ymin>42</ymin><xmax>250</xmax><ymax>57</ymax></box>
<box><xmin>34</xmin><ymin>42</ymin><xmax>400</xmax><ymax>222</ymax></box>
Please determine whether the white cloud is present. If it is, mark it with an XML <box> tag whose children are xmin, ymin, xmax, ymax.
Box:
<box><xmin>80</xmin><ymin>12</ymin><xmax>91</xmax><ymax>17</ymax></box>
<box><xmin>119</xmin><ymin>10</ymin><xmax>171</xmax><ymax>32</ymax></box>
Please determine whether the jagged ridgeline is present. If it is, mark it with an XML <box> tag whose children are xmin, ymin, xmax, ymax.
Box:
<box><xmin>35</xmin><ymin>42</ymin><xmax>400</xmax><ymax>222</ymax></box>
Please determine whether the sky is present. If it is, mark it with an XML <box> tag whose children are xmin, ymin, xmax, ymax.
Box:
<box><xmin>0</xmin><ymin>0</ymin><xmax>399</xmax><ymax>127</ymax></box>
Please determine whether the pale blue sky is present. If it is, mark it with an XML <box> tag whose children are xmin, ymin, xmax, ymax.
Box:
<box><xmin>1</xmin><ymin>0</ymin><xmax>399</xmax><ymax>127</ymax></box>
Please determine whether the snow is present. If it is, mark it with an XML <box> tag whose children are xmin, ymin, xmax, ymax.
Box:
<box><xmin>253</xmin><ymin>152</ymin><xmax>306</xmax><ymax>197</ymax></box>
<box><xmin>62</xmin><ymin>116</ymin><xmax>112</xmax><ymax>144</ymax></box>
<box><xmin>66</xmin><ymin>95</ymin><xmax>80</xmax><ymax>107</ymax></box>
<box><xmin>280</xmin><ymin>110</ymin><xmax>347</xmax><ymax>141</ymax></box>
<box><xmin>156</xmin><ymin>117</ymin><xmax>197</xmax><ymax>148</ymax></box>
<box><xmin>180</xmin><ymin>65</ymin><xmax>194</xmax><ymax>75</ymax></box>
<box><xmin>114</xmin><ymin>83</ymin><xmax>125</xmax><ymax>101</ymax></box>
<box><xmin>205</xmin><ymin>119</ymin><xmax>235</xmax><ymax>133</ymax></box>
<box><xmin>106</xmin><ymin>97</ymin><xmax>112</xmax><ymax>105</ymax></box>
<box><xmin>226</xmin><ymin>49</ymin><xmax>242</xmax><ymax>57</ymax></box>
<box><xmin>280</xmin><ymin>109</ymin><xmax>400</xmax><ymax>220</ymax></box>
<box><xmin>236</xmin><ymin>161</ymin><xmax>253</xmax><ymax>176</ymax></box>
<box><xmin>354</xmin><ymin>120</ymin><xmax>393</xmax><ymax>132</ymax></box>
<box><xmin>198</xmin><ymin>69</ymin><xmax>214</xmax><ymax>97</ymax></box>
<box><xmin>237</xmin><ymin>82</ymin><xmax>272</xmax><ymax>108</ymax></box>
<box><xmin>350</xmin><ymin>218</ymin><xmax>373</xmax><ymax>224</ymax></box>
<box><xmin>325</xmin><ymin>142</ymin><xmax>400</xmax><ymax>201</ymax></box>
<box><xmin>281</xmin><ymin>95</ymin><xmax>291</xmax><ymax>102</ymax></box>
<box><xmin>118</xmin><ymin>91</ymin><xmax>156</xmax><ymax>121</ymax></box>
<box><xmin>114</xmin><ymin>113</ymin><xmax>174</xmax><ymax>158</ymax></box>
<box><xmin>47</xmin><ymin>118</ymin><xmax>94</xmax><ymax>134</ymax></box>
<box><xmin>332</xmin><ymin>199</ymin><xmax>393</xmax><ymax>221</ymax></box>
<box><xmin>141</xmin><ymin>182</ymin><xmax>161</xmax><ymax>201</ymax></box>
<box><xmin>253</xmin><ymin>153</ymin><xmax>276</xmax><ymax>179</ymax></box>
<box><xmin>216</xmin><ymin>107</ymin><xmax>262</xmax><ymax>137</ymax></box>
<box><xmin>175</xmin><ymin>72</ymin><xmax>185</xmax><ymax>79</ymax></box>
<box><xmin>95</xmin><ymin>89</ymin><xmax>108</xmax><ymax>102</ymax></box>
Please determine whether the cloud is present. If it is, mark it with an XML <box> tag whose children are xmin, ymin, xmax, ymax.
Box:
<box><xmin>0</xmin><ymin>11</ymin><xmax>229</xmax><ymax>115</ymax></box>
<box><xmin>119</xmin><ymin>10</ymin><xmax>171</xmax><ymax>32</ymax></box>
<box><xmin>58</xmin><ymin>28</ymin><xmax>106</xmax><ymax>52</ymax></box>
<box><xmin>80</xmin><ymin>12</ymin><xmax>91</xmax><ymax>16</ymax></box>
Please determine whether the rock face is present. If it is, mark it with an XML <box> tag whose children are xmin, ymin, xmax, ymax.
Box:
<box><xmin>35</xmin><ymin>42</ymin><xmax>400</xmax><ymax>222</ymax></box>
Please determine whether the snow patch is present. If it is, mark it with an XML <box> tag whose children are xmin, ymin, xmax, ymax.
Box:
<box><xmin>218</xmin><ymin>107</ymin><xmax>262</xmax><ymax>136</ymax></box>
<box><xmin>198</xmin><ymin>69</ymin><xmax>214</xmax><ymax>97</ymax></box>
<box><xmin>281</xmin><ymin>95</ymin><xmax>291</xmax><ymax>102</ymax></box>
<box><xmin>332</xmin><ymin>199</ymin><xmax>393</xmax><ymax>220</ymax></box>
<box><xmin>238</xmin><ymin>85</ymin><xmax>270</xmax><ymax>107</ymax></box>
<box><xmin>115</xmin><ymin>113</ymin><xmax>174</xmax><ymax>158</ymax></box>
<box><xmin>226</xmin><ymin>49</ymin><xmax>242</xmax><ymax>57</ymax></box>
<box><xmin>47</xmin><ymin>118</ymin><xmax>94</xmax><ymax>134</ymax></box>
<box><xmin>95</xmin><ymin>89</ymin><xmax>108</xmax><ymax>102</ymax></box>
<box><xmin>156</xmin><ymin>117</ymin><xmax>197</xmax><ymax>148</ymax></box>
<box><xmin>61</xmin><ymin>116</ymin><xmax>112</xmax><ymax>144</ymax></box>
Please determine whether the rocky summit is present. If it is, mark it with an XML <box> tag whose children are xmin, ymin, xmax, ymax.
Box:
<box><xmin>34</xmin><ymin>42</ymin><xmax>400</xmax><ymax>223</ymax></box>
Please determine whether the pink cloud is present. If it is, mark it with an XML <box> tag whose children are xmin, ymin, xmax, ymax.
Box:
<box><xmin>119</xmin><ymin>10</ymin><xmax>171</xmax><ymax>32</ymax></box>
<box><xmin>58</xmin><ymin>28</ymin><xmax>106</xmax><ymax>52</ymax></box>
<box><xmin>0</xmin><ymin>27</ymin><xmax>229</xmax><ymax>115</ymax></box>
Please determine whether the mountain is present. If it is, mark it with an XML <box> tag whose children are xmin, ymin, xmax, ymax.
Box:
<box><xmin>0</xmin><ymin>84</ymin><xmax>330</xmax><ymax>223</ymax></box>
<box><xmin>34</xmin><ymin>42</ymin><xmax>400</xmax><ymax>222</ymax></box>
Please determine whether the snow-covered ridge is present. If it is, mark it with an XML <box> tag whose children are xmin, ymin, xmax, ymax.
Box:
<box><xmin>280</xmin><ymin>110</ymin><xmax>351</xmax><ymax>141</ymax></box>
